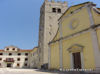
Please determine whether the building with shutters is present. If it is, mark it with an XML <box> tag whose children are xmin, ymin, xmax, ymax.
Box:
<box><xmin>0</xmin><ymin>46</ymin><xmax>38</xmax><ymax>68</ymax></box>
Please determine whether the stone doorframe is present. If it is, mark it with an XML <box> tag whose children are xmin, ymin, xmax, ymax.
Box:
<box><xmin>68</xmin><ymin>44</ymin><xmax>84</xmax><ymax>69</ymax></box>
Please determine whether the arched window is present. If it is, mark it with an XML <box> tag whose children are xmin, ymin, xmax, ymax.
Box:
<box><xmin>52</xmin><ymin>8</ymin><xmax>56</xmax><ymax>13</ymax></box>
<box><xmin>58</xmin><ymin>8</ymin><xmax>61</xmax><ymax>13</ymax></box>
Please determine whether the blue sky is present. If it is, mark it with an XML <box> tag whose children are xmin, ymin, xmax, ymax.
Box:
<box><xmin>0</xmin><ymin>0</ymin><xmax>100</xmax><ymax>49</ymax></box>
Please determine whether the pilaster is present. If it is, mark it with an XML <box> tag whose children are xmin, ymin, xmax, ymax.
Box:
<box><xmin>87</xmin><ymin>5</ymin><xmax>100</xmax><ymax>70</ymax></box>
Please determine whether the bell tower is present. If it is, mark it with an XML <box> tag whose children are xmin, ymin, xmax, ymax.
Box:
<box><xmin>38</xmin><ymin>0</ymin><xmax>68</xmax><ymax>68</ymax></box>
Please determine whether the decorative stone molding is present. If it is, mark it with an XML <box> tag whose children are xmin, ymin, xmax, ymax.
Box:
<box><xmin>93</xmin><ymin>7</ymin><xmax>100</xmax><ymax>14</ymax></box>
<box><xmin>67</xmin><ymin>44</ymin><xmax>84</xmax><ymax>53</ymax></box>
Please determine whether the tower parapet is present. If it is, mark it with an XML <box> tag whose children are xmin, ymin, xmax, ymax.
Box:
<box><xmin>45</xmin><ymin>0</ymin><xmax>67</xmax><ymax>4</ymax></box>
<box><xmin>45</xmin><ymin>0</ymin><xmax>48</xmax><ymax>2</ymax></box>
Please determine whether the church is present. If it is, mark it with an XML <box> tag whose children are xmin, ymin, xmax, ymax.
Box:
<box><xmin>1</xmin><ymin>0</ymin><xmax>100</xmax><ymax>72</ymax></box>
<box><xmin>48</xmin><ymin>1</ymin><xmax>100</xmax><ymax>71</ymax></box>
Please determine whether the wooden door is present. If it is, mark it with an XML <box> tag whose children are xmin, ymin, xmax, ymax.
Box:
<box><xmin>73</xmin><ymin>52</ymin><xmax>81</xmax><ymax>69</ymax></box>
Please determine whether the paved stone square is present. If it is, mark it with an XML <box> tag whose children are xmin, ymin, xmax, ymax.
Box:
<box><xmin>0</xmin><ymin>68</ymin><xmax>99</xmax><ymax>74</ymax></box>
<box><xmin>0</xmin><ymin>68</ymin><xmax>54</xmax><ymax>74</ymax></box>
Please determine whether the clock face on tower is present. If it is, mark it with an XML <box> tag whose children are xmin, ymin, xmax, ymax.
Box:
<box><xmin>69</xmin><ymin>19</ymin><xmax>79</xmax><ymax>30</ymax></box>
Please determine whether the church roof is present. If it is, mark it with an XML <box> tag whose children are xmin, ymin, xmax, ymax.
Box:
<box><xmin>59</xmin><ymin>2</ymin><xmax>96</xmax><ymax>20</ymax></box>
<box><xmin>0</xmin><ymin>49</ymin><xmax>33</xmax><ymax>52</ymax></box>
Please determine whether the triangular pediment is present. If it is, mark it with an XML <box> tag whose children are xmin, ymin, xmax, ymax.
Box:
<box><xmin>68</xmin><ymin>44</ymin><xmax>84</xmax><ymax>53</ymax></box>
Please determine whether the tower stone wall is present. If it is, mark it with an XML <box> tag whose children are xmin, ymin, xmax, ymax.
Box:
<box><xmin>38</xmin><ymin>0</ymin><xmax>68</xmax><ymax>68</ymax></box>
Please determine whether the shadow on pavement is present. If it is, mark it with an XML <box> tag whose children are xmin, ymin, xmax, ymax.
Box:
<box><xmin>35</xmin><ymin>69</ymin><xmax>86</xmax><ymax>74</ymax></box>
<box><xmin>35</xmin><ymin>69</ymin><xmax>100</xmax><ymax>74</ymax></box>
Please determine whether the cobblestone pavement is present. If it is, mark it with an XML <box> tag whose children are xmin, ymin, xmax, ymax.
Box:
<box><xmin>0</xmin><ymin>68</ymin><xmax>54</xmax><ymax>74</ymax></box>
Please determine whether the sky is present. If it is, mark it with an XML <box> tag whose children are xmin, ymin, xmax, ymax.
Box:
<box><xmin>0</xmin><ymin>0</ymin><xmax>100</xmax><ymax>49</ymax></box>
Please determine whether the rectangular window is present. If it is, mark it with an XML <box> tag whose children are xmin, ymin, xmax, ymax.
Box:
<box><xmin>6</xmin><ymin>48</ymin><xmax>9</xmax><ymax>51</ymax></box>
<box><xmin>0</xmin><ymin>53</ymin><xmax>3</xmax><ymax>55</ymax></box>
<box><xmin>25</xmin><ymin>53</ymin><xmax>28</xmax><ymax>56</ymax></box>
<box><xmin>17</xmin><ymin>58</ymin><xmax>20</xmax><ymax>61</ymax></box>
<box><xmin>17</xmin><ymin>63</ymin><xmax>20</xmax><ymax>67</ymax></box>
<box><xmin>18</xmin><ymin>53</ymin><xmax>21</xmax><ymax>56</ymax></box>
<box><xmin>12</xmin><ymin>48</ymin><xmax>15</xmax><ymax>51</ymax></box>
<box><xmin>9</xmin><ymin>53</ymin><xmax>12</xmax><ymax>56</ymax></box>
<box><xmin>0</xmin><ymin>58</ymin><xmax>2</xmax><ymax>61</ymax></box>
<box><xmin>25</xmin><ymin>58</ymin><xmax>28</xmax><ymax>61</ymax></box>
<box><xmin>24</xmin><ymin>63</ymin><xmax>27</xmax><ymax>66</ymax></box>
